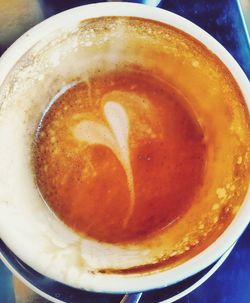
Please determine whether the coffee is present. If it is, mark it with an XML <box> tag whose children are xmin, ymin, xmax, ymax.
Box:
<box><xmin>0</xmin><ymin>14</ymin><xmax>249</xmax><ymax>286</ymax></box>
<box><xmin>34</xmin><ymin>67</ymin><xmax>206</xmax><ymax>243</ymax></box>
<box><xmin>29</xmin><ymin>16</ymin><xmax>250</xmax><ymax>270</ymax></box>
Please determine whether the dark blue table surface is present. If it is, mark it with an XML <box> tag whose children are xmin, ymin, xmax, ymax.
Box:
<box><xmin>0</xmin><ymin>1</ymin><xmax>249</xmax><ymax>303</ymax></box>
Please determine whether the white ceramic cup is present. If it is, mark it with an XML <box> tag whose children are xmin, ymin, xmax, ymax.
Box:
<box><xmin>0</xmin><ymin>2</ymin><xmax>249</xmax><ymax>294</ymax></box>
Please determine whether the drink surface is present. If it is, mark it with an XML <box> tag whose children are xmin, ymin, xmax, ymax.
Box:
<box><xmin>34</xmin><ymin>68</ymin><xmax>206</xmax><ymax>243</ymax></box>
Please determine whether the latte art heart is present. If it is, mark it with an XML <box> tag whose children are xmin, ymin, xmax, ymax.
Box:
<box><xmin>73</xmin><ymin>101</ymin><xmax>135</xmax><ymax>227</ymax></box>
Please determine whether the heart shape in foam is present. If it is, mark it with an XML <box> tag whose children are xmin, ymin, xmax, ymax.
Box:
<box><xmin>73</xmin><ymin>101</ymin><xmax>135</xmax><ymax>227</ymax></box>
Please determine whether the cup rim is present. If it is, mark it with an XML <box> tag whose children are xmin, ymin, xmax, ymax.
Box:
<box><xmin>0</xmin><ymin>2</ymin><xmax>249</xmax><ymax>293</ymax></box>
<box><xmin>0</xmin><ymin>240</ymin><xmax>235</xmax><ymax>303</ymax></box>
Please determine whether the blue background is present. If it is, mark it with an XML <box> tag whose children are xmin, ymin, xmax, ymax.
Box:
<box><xmin>0</xmin><ymin>0</ymin><xmax>249</xmax><ymax>302</ymax></box>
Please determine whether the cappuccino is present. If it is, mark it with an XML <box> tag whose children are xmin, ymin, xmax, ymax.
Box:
<box><xmin>0</xmin><ymin>15</ymin><xmax>249</xmax><ymax>288</ymax></box>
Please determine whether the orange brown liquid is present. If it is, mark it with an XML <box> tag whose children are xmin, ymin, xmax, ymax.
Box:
<box><xmin>33</xmin><ymin>67</ymin><xmax>206</xmax><ymax>243</ymax></box>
